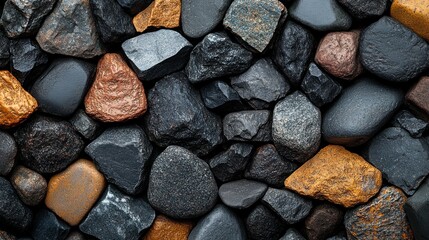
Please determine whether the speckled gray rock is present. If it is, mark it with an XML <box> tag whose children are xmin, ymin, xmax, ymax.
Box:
<box><xmin>200</xmin><ymin>80</ymin><xmax>245</xmax><ymax>113</ymax></box>
<box><xmin>32</xmin><ymin>209</ymin><xmax>70</xmax><ymax>240</ymax></box>
<box><xmin>279</xmin><ymin>229</ymin><xmax>306</xmax><ymax>240</ymax></box>
<box><xmin>219</xmin><ymin>179</ymin><xmax>267</xmax><ymax>209</ymax></box>
<box><xmin>0</xmin><ymin>31</ymin><xmax>10</xmax><ymax>68</ymax></box>
<box><xmin>338</xmin><ymin>0</ymin><xmax>388</xmax><ymax>20</ymax></box>
<box><xmin>186</xmin><ymin>32</ymin><xmax>253</xmax><ymax>84</ymax></box>
<box><xmin>393</xmin><ymin>110</ymin><xmax>428</xmax><ymax>138</ymax></box>
<box><xmin>246</xmin><ymin>205</ymin><xmax>287</xmax><ymax>240</ymax></box>
<box><xmin>0</xmin><ymin>131</ymin><xmax>16</xmax><ymax>176</ymax></box>
<box><xmin>69</xmin><ymin>109</ymin><xmax>101</xmax><ymax>140</ymax></box>
<box><xmin>231</xmin><ymin>58</ymin><xmax>290</xmax><ymax>109</ymax></box>
<box><xmin>323</xmin><ymin>77</ymin><xmax>403</xmax><ymax>146</ymax></box>
<box><xmin>80</xmin><ymin>185</ymin><xmax>155</xmax><ymax>240</ymax></box>
<box><xmin>405</xmin><ymin>177</ymin><xmax>429</xmax><ymax>240</ymax></box>
<box><xmin>272</xmin><ymin>91</ymin><xmax>321</xmax><ymax>163</ymax></box>
<box><xmin>223</xmin><ymin>110</ymin><xmax>271</xmax><ymax>142</ymax></box>
<box><xmin>122</xmin><ymin>29</ymin><xmax>192</xmax><ymax>82</ymax></box>
<box><xmin>148</xmin><ymin>146</ymin><xmax>218</xmax><ymax>219</ymax></box>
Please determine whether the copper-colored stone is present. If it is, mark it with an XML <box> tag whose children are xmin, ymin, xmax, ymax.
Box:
<box><xmin>406</xmin><ymin>76</ymin><xmax>429</xmax><ymax>119</ymax></box>
<box><xmin>84</xmin><ymin>53</ymin><xmax>147</xmax><ymax>122</ymax></box>
<box><xmin>143</xmin><ymin>215</ymin><xmax>193</xmax><ymax>240</ymax></box>
<box><xmin>10</xmin><ymin>166</ymin><xmax>47</xmax><ymax>206</ymax></box>
<box><xmin>315</xmin><ymin>31</ymin><xmax>363</xmax><ymax>80</ymax></box>
<box><xmin>45</xmin><ymin>159</ymin><xmax>106</xmax><ymax>226</ymax></box>
<box><xmin>284</xmin><ymin>145</ymin><xmax>382</xmax><ymax>208</ymax></box>
<box><xmin>391</xmin><ymin>0</ymin><xmax>429</xmax><ymax>42</ymax></box>
<box><xmin>133</xmin><ymin>0</ymin><xmax>181</xmax><ymax>33</ymax></box>
<box><xmin>0</xmin><ymin>70</ymin><xmax>37</xmax><ymax>128</ymax></box>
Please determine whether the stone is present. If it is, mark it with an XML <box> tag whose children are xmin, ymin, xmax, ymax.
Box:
<box><xmin>122</xmin><ymin>29</ymin><xmax>192</xmax><ymax>82</ymax></box>
<box><xmin>223</xmin><ymin>0</ymin><xmax>286</xmax><ymax>53</ymax></box>
<box><xmin>133</xmin><ymin>0</ymin><xmax>181</xmax><ymax>33</ymax></box>
<box><xmin>326</xmin><ymin>232</ymin><xmax>348</xmax><ymax>240</ymax></box>
<box><xmin>31</xmin><ymin>58</ymin><xmax>95</xmax><ymax>117</ymax></box>
<box><xmin>10</xmin><ymin>166</ymin><xmax>47</xmax><ymax>206</ymax></box>
<box><xmin>143</xmin><ymin>215</ymin><xmax>193</xmax><ymax>240</ymax></box>
<box><xmin>188</xmin><ymin>204</ymin><xmax>246</xmax><ymax>240</ymax></box>
<box><xmin>246</xmin><ymin>205</ymin><xmax>287</xmax><ymax>240</ymax></box>
<box><xmin>289</xmin><ymin>0</ymin><xmax>352</xmax><ymax>31</ymax></box>
<box><xmin>284</xmin><ymin>145</ymin><xmax>382</xmax><ymax>208</ymax></box>
<box><xmin>338</xmin><ymin>0</ymin><xmax>387</xmax><ymax>19</ymax></box>
<box><xmin>209</xmin><ymin>143</ymin><xmax>254</xmax><ymax>182</ymax></box>
<box><xmin>148</xmin><ymin>146</ymin><xmax>218</xmax><ymax>219</ymax></box>
<box><xmin>90</xmin><ymin>0</ymin><xmax>136</xmax><ymax>43</ymax></box>
<box><xmin>0</xmin><ymin>31</ymin><xmax>9</xmax><ymax>68</ymax></box>
<box><xmin>273</xmin><ymin>20</ymin><xmax>314</xmax><ymax>86</ymax></box>
<box><xmin>181</xmin><ymin>0</ymin><xmax>232</xmax><ymax>38</ymax></box>
<box><xmin>272</xmin><ymin>91</ymin><xmax>321</xmax><ymax>163</ymax></box>
<box><xmin>80</xmin><ymin>185</ymin><xmax>155</xmax><ymax>240</ymax></box>
<box><xmin>231</xmin><ymin>58</ymin><xmax>290</xmax><ymax>109</ymax></box>
<box><xmin>84</xmin><ymin>53</ymin><xmax>147</xmax><ymax>122</ymax></box>
<box><xmin>315</xmin><ymin>31</ymin><xmax>362</xmax><ymax>80</ymax></box>
<box><xmin>31</xmin><ymin>209</ymin><xmax>70</xmax><ymax>240</ymax></box>
<box><xmin>14</xmin><ymin>115</ymin><xmax>84</xmax><ymax>174</ymax></box>
<box><xmin>301</xmin><ymin>63</ymin><xmax>342</xmax><ymax>107</ymax></box>
<box><xmin>200</xmin><ymin>80</ymin><xmax>245</xmax><ymax>113</ymax></box>
<box><xmin>36</xmin><ymin>0</ymin><xmax>105</xmax><ymax>58</ymax></box>
<box><xmin>262</xmin><ymin>188</ymin><xmax>312</xmax><ymax>224</ymax></box>
<box><xmin>116</xmin><ymin>0</ymin><xmax>153</xmax><ymax>14</ymax></box>
<box><xmin>0</xmin><ymin>70</ymin><xmax>37</xmax><ymax>128</ymax></box>
<box><xmin>279</xmin><ymin>229</ymin><xmax>306</xmax><ymax>240</ymax></box>
<box><xmin>144</xmin><ymin>72</ymin><xmax>223</xmax><ymax>156</ymax></box>
<box><xmin>223</xmin><ymin>110</ymin><xmax>272</xmax><ymax>142</ymax></box>
<box><xmin>65</xmin><ymin>231</ymin><xmax>86</xmax><ymax>240</ymax></box>
<box><xmin>405</xmin><ymin>177</ymin><xmax>429</xmax><ymax>240</ymax></box>
<box><xmin>0</xmin><ymin>131</ymin><xmax>16</xmax><ymax>176</ymax></box>
<box><xmin>305</xmin><ymin>203</ymin><xmax>344</xmax><ymax>240</ymax></box>
<box><xmin>323</xmin><ymin>77</ymin><xmax>403</xmax><ymax>146</ymax></box>
<box><xmin>0</xmin><ymin>230</ymin><xmax>15</xmax><ymax>240</ymax></box>
<box><xmin>1</xmin><ymin>0</ymin><xmax>56</xmax><ymax>38</ymax></box>
<box><xmin>245</xmin><ymin>144</ymin><xmax>298</xmax><ymax>188</ymax></box>
<box><xmin>391</xmin><ymin>0</ymin><xmax>429</xmax><ymax>42</ymax></box>
<box><xmin>219</xmin><ymin>179</ymin><xmax>267</xmax><ymax>209</ymax></box>
<box><xmin>68</xmin><ymin>109</ymin><xmax>101</xmax><ymax>140</ymax></box>
<box><xmin>344</xmin><ymin>187</ymin><xmax>413</xmax><ymax>239</ymax></box>
<box><xmin>393</xmin><ymin>110</ymin><xmax>428</xmax><ymax>138</ymax></box>
<box><xmin>406</xmin><ymin>76</ymin><xmax>429</xmax><ymax>119</ymax></box>
<box><xmin>45</xmin><ymin>159</ymin><xmax>106</xmax><ymax>226</ymax></box>
<box><xmin>186</xmin><ymin>32</ymin><xmax>253</xmax><ymax>83</ymax></box>
<box><xmin>359</xmin><ymin>16</ymin><xmax>429</xmax><ymax>82</ymax></box>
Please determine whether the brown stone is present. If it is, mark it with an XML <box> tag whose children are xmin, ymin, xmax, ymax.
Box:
<box><xmin>315</xmin><ymin>31</ymin><xmax>363</xmax><ymax>80</ymax></box>
<box><xmin>133</xmin><ymin>0</ymin><xmax>181</xmax><ymax>33</ymax></box>
<box><xmin>406</xmin><ymin>76</ymin><xmax>429</xmax><ymax>119</ymax></box>
<box><xmin>84</xmin><ymin>53</ymin><xmax>147</xmax><ymax>122</ymax></box>
<box><xmin>0</xmin><ymin>70</ymin><xmax>37</xmax><ymax>128</ymax></box>
<box><xmin>391</xmin><ymin>0</ymin><xmax>429</xmax><ymax>42</ymax></box>
<box><xmin>143</xmin><ymin>215</ymin><xmax>193</xmax><ymax>240</ymax></box>
<box><xmin>305</xmin><ymin>203</ymin><xmax>344</xmax><ymax>240</ymax></box>
<box><xmin>45</xmin><ymin>159</ymin><xmax>106</xmax><ymax>226</ymax></box>
<box><xmin>284</xmin><ymin>145</ymin><xmax>382</xmax><ymax>208</ymax></box>
<box><xmin>10</xmin><ymin>166</ymin><xmax>47</xmax><ymax>206</ymax></box>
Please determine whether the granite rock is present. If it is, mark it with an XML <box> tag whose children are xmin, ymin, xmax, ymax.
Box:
<box><xmin>219</xmin><ymin>179</ymin><xmax>267</xmax><ymax>209</ymax></box>
<box><xmin>223</xmin><ymin>110</ymin><xmax>272</xmax><ymax>142</ymax></box>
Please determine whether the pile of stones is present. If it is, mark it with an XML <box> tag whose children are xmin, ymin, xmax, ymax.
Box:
<box><xmin>0</xmin><ymin>0</ymin><xmax>428</xmax><ymax>239</ymax></box>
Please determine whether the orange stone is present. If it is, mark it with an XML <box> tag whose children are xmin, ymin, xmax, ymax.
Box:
<box><xmin>45</xmin><ymin>159</ymin><xmax>106</xmax><ymax>226</ymax></box>
<box><xmin>391</xmin><ymin>0</ymin><xmax>429</xmax><ymax>41</ymax></box>
<box><xmin>133</xmin><ymin>0</ymin><xmax>181</xmax><ymax>33</ymax></box>
<box><xmin>0</xmin><ymin>70</ymin><xmax>37</xmax><ymax>128</ymax></box>
<box><xmin>84</xmin><ymin>53</ymin><xmax>147</xmax><ymax>122</ymax></box>
<box><xmin>284</xmin><ymin>145</ymin><xmax>382</xmax><ymax>208</ymax></box>
<box><xmin>143</xmin><ymin>215</ymin><xmax>193</xmax><ymax>240</ymax></box>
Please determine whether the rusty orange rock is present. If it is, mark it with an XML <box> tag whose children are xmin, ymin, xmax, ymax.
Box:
<box><xmin>391</xmin><ymin>0</ymin><xmax>429</xmax><ymax>41</ymax></box>
<box><xmin>284</xmin><ymin>145</ymin><xmax>382</xmax><ymax>208</ymax></box>
<box><xmin>84</xmin><ymin>53</ymin><xmax>147</xmax><ymax>122</ymax></box>
<box><xmin>143</xmin><ymin>215</ymin><xmax>193</xmax><ymax>240</ymax></box>
<box><xmin>133</xmin><ymin>0</ymin><xmax>181</xmax><ymax>33</ymax></box>
<box><xmin>45</xmin><ymin>159</ymin><xmax>106</xmax><ymax>226</ymax></box>
<box><xmin>0</xmin><ymin>70</ymin><xmax>37</xmax><ymax>128</ymax></box>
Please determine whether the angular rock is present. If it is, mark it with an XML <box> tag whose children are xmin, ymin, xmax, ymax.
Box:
<box><xmin>133</xmin><ymin>0</ymin><xmax>181</xmax><ymax>33</ymax></box>
<box><xmin>200</xmin><ymin>80</ymin><xmax>244</xmax><ymax>113</ymax></box>
<box><xmin>0</xmin><ymin>31</ymin><xmax>10</xmax><ymax>68</ymax></box>
<box><xmin>284</xmin><ymin>145</ymin><xmax>382</xmax><ymax>207</ymax></box>
<box><xmin>279</xmin><ymin>229</ymin><xmax>306</xmax><ymax>240</ymax></box>
<box><xmin>186</xmin><ymin>32</ymin><xmax>253</xmax><ymax>83</ymax></box>
<box><xmin>338</xmin><ymin>0</ymin><xmax>388</xmax><ymax>20</ymax></box>
<box><xmin>305</xmin><ymin>203</ymin><xmax>344</xmax><ymax>240</ymax></box>
<box><xmin>323</xmin><ymin>77</ymin><xmax>403</xmax><ymax>146</ymax></box>
<box><xmin>31</xmin><ymin>58</ymin><xmax>94</xmax><ymax>117</ymax></box>
<box><xmin>148</xmin><ymin>146</ymin><xmax>218</xmax><ymax>219</ymax></box>
<box><xmin>219</xmin><ymin>179</ymin><xmax>267</xmax><ymax>209</ymax></box>
<box><xmin>116</xmin><ymin>0</ymin><xmax>153</xmax><ymax>14</ymax></box>
<box><xmin>144</xmin><ymin>72</ymin><xmax>222</xmax><ymax>156</ymax></box>
<box><xmin>31</xmin><ymin>209</ymin><xmax>70</xmax><ymax>240</ymax></box>
<box><xmin>143</xmin><ymin>215</ymin><xmax>193</xmax><ymax>240</ymax></box>
<box><xmin>68</xmin><ymin>109</ymin><xmax>101</xmax><ymax>140</ymax></box>
<box><xmin>405</xmin><ymin>177</ymin><xmax>429</xmax><ymax>240</ymax></box>
<box><xmin>0</xmin><ymin>131</ymin><xmax>16</xmax><ymax>176</ymax></box>
<box><xmin>246</xmin><ymin>205</ymin><xmax>287</xmax><ymax>240</ymax></box>
<box><xmin>406</xmin><ymin>76</ymin><xmax>429</xmax><ymax>119</ymax></box>
<box><xmin>393</xmin><ymin>110</ymin><xmax>428</xmax><ymax>138</ymax></box>
<box><xmin>122</xmin><ymin>29</ymin><xmax>192</xmax><ymax>81</ymax></box>
<box><xmin>84</xmin><ymin>53</ymin><xmax>147</xmax><ymax>122</ymax></box>
<box><xmin>80</xmin><ymin>185</ymin><xmax>155</xmax><ymax>240</ymax></box>
<box><xmin>391</xmin><ymin>0</ymin><xmax>429</xmax><ymax>42</ymax></box>
<box><xmin>359</xmin><ymin>16</ymin><xmax>429</xmax><ymax>82</ymax></box>
<box><xmin>11</xmin><ymin>166</ymin><xmax>47</xmax><ymax>206</ymax></box>
<box><xmin>223</xmin><ymin>110</ymin><xmax>272</xmax><ymax>142</ymax></box>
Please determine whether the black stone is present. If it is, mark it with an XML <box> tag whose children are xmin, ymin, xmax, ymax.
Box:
<box><xmin>0</xmin><ymin>31</ymin><xmax>10</xmax><ymax>68</ymax></box>
<box><xmin>68</xmin><ymin>109</ymin><xmax>101</xmax><ymax>140</ymax></box>
<box><xmin>32</xmin><ymin>209</ymin><xmax>70</xmax><ymax>240</ymax></box>
<box><xmin>405</xmin><ymin>177</ymin><xmax>429</xmax><ymax>240</ymax></box>
<box><xmin>116</xmin><ymin>0</ymin><xmax>153</xmax><ymax>14</ymax></box>
<box><xmin>0</xmin><ymin>131</ymin><xmax>16</xmax><ymax>176</ymax></box>
<box><xmin>246</xmin><ymin>204</ymin><xmax>287</xmax><ymax>240</ymax></box>
<box><xmin>219</xmin><ymin>179</ymin><xmax>267</xmax><ymax>209</ymax></box>
<box><xmin>223</xmin><ymin>110</ymin><xmax>272</xmax><ymax>142</ymax></box>
<box><xmin>326</xmin><ymin>232</ymin><xmax>348</xmax><ymax>240</ymax></box>
<box><xmin>200</xmin><ymin>80</ymin><xmax>245</xmax><ymax>113</ymax></box>
<box><xmin>279</xmin><ymin>229</ymin><xmax>306</xmax><ymax>240</ymax></box>
<box><xmin>393</xmin><ymin>110</ymin><xmax>428</xmax><ymax>138</ymax></box>
<box><xmin>338</xmin><ymin>0</ymin><xmax>388</xmax><ymax>20</ymax></box>
<box><xmin>304</xmin><ymin>203</ymin><xmax>344</xmax><ymax>240</ymax></box>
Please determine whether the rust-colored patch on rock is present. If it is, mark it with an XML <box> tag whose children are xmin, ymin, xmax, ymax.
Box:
<box><xmin>391</xmin><ymin>0</ymin><xmax>429</xmax><ymax>41</ymax></box>
<box><xmin>143</xmin><ymin>215</ymin><xmax>193</xmax><ymax>240</ymax></box>
<box><xmin>406</xmin><ymin>76</ymin><xmax>429</xmax><ymax>119</ymax></box>
<box><xmin>133</xmin><ymin>0</ymin><xmax>181</xmax><ymax>33</ymax></box>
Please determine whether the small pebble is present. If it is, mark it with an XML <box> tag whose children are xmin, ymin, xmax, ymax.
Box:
<box><xmin>133</xmin><ymin>0</ymin><xmax>181</xmax><ymax>33</ymax></box>
<box><xmin>143</xmin><ymin>215</ymin><xmax>193</xmax><ymax>240</ymax></box>
<box><xmin>246</xmin><ymin>205</ymin><xmax>287</xmax><ymax>240</ymax></box>
<box><xmin>223</xmin><ymin>110</ymin><xmax>272</xmax><ymax>142</ymax></box>
<box><xmin>31</xmin><ymin>209</ymin><xmax>70</xmax><ymax>240</ymax></box>
<box><xmin>0</xmin><ymin>131</ymin><xmax>16</xmax><ymax>176</ymax></box>
<box><xmin>219</xmin><ymin>179</ymin><xmax>267</xmax><ymax>209</ymax></box>
<box><xmin>68</xmin><ymin>109</ymin><xmax>101</xmax><ymax>140</ymax></box>
<box><xmin>11</xmin><ymin>166</ymin><xmax>47</xmax><ymax>206</ymax></box>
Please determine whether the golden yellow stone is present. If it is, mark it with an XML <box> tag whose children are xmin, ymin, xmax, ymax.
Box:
<box><xmin>391</xmin><ymin>0</ymin><xmax>429</xmax><ymax>41</ymax></box>
<box><xmin>143</xmin><ymin>215</ymin><xmax>193</xmax><ymax>240</ymax></box>
<box><xmin>133</xmin><ymin>0</ymin><xmax>181</xmax><ymax>33</ymax></box>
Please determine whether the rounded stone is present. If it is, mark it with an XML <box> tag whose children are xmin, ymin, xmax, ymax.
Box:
<box><xmin>219</xmin><ymin>179</ymin><xmax>267</xmax><ymax>209</ymax></box>
<box><xmin>391</xmin><ymin>0</ymin><xmax>429</xmax><ymax>41</ymax></box>
<box><xmin>10</xmin><ymin>166</ymin><xmax>47</xmax><ymax>206</ymax></box>
<box><xmin>133</xmin><ymin>0</ymin><xmax>181</xmax><ymax>33</ymax></box>
<box><xmin>0</xmin><ymin>131</ymin><xmax>16</xmax><ymax>176</ymax></box>
<box><xmin>245</xmin><ymin>204</ymin><xmax>287</xmax><ymax>240</ymax></box>
<box><xmin>143</xmin><ymin>215</ymin><xmax>193</xmax><ymax>240</ymax></box>
<box><xmin>304</xmin><ymin>203</ymin><xmax>344</xmax><ymax>240</ymax></box>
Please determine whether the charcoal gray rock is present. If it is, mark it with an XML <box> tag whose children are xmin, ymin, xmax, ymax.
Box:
<box><xmin>188</xmin><ymin>204</ymin><xmax>246</xmax><ymax>240</ymax></box>
<box><xmin>246</xmin><ymin>204</ymin><xmax>287</xmax><ymax>240</ymax></box>
<box><xmin>338</xmin><ymin>0</ymin><xmax>388</xmax><ymax>20</ymax></box>
<box><xmin>32</xmin><ymin>209</ymin><xmax>70</xmax><ymax>240</ymax></box>
<box><xmin>326</xmin><ymin>232</ymin><xmax>348</xmax><ymax>240</ymax></box>
<box><xmin>80</xmin><ymin>185</ymin><xmax>155</xmax><ymax>240</ymax></box>
<box><xmin>116</xmin><ymin>0</ymin><xmax>152</xmax><ymax>14</ymax></box>
<box><xmin>219</xmin><ymin>179</ymin><xmax>267</xmax><ymax>209</ymax></box>
<box><xmin>304</xmin><ymin>203</ymin><xmax>344</xmax><ymax>240</ymax></box>
<box><xmin>360</xmin><ymin>16</ymin><xmax>429</xmax><ymax>82</ymax></box>
<box><xmin>405</xmin><ymin>177</ymin><xmax>429</xmax><ymax>240</ymax></box>
<box><xmin>122</xmin><ymin>29</ymin><xmax>192</xmax><ymax>82</ymax></box>
<box><xmin>223</xmin><ymin>110</ymin><xmax>272</xmax><ymax>142</ymax></box>
<box><xmin>69</xmin><ymin>109</ymin><xmax>101</xmax><ymax>140</ymax></box>
<box><xmin>323</xmin><ymin>77</ymin><xmax>403</xmax><ymax>146</ymax></box>
<box><xmin>393</xmin><ymin>110</ymin><xmax>428</xmax><ymax>138</ymax></box>
<box><xmin>279</xmin><ymin>229</ymin><xmax>306</xmax><ymax>240</ymax></box>
<box><xmin>186</xmin><ymin>32</ymin><xmax>253</xmax><ymax>84</ymax></box>
<box><xmin>148</xmin><ymin>146</ymin><xmax>218</xmax><ymax>219</ymax></box>
<box><xmin>0</xmin><ymin>131</ymin><xmax>16</xmax><ymax>176</ymax></box>
<box><xmin>144</xmin><ymin>72</ymin><xmax>223</xmax><ymax>156</ymax></box>
<box><xmin>85</xmin><ymin>125</ymin><xmax>153</xmax><ymax>195</ymax></box>
<box><xmin>231</xmin><ymin>58</ymin><xmax>290</xmax><ymax>109</ymax></box>
<box><xmin>31</xmin><ymin>58</ymin><xmax>95</xmax><ymax>117</ymax></box>
<box><xmin>200</xmin><ymin>80</ymin><xmax>245</xmax><ymax>113</ymax></box>
<box><xmin>0</xmin><ymin>31</ymin><xmax>9</xmax><ymax>68</ymax></box>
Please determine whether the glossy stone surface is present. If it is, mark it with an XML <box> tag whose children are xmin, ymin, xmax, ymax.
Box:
<box><xmin>405</xmin><ymin>177</ymin><xmax>429</xmax><ymax>240</ymax></box>
<box><xmin>223</xmin><ymin>110</ymin><xmax>272</xmax><ymax>142</ymax></box>
<box><xmin>68</xmin><ymin>109</ymin><xmax>101</xmax><ymax>140</ymax></box>
<box><xmin>338</xmin><ymin>0</ymin><xmax>387</xmax><ymax>20</ymax></box>
<box><xmin>133</xmin><ymin>0</ymin><xmax>181</xmax><ymax>33</ymax></box>
<box><xmin>31</xmin><ymin>209</ymin><xmax>70</xmax><ymax>240</ymax></box>
<box><xmin>143</xmin><ymin>215</ymin><xmax>193</xmax><ymax>240</ymax></box>
<box><xmin>246</xmin><ymin>205</ymin><xmax>287</xmax><ymax>240</ymax></box>
<box><xmin>219</xmin><ymin>179</ymin><xmax>267</xmax><ymax>209</ymax></box>
<box><xmin>11</xmin><ymin>166</ymin><xmax>47</xmax><ymax>206</ymax></box>
<box><xmin>0</xmin><ymin>131</ymin><xmax>16</xmax><ymax>176</ymax></box>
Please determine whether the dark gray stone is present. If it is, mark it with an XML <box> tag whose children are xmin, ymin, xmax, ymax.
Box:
<box><xmin>323</xmin><ymin>77</ymin><xmax>403</xmax><ymax>146</ymax></box>
<box><xmin>246</xmin><ymin>204</ymin><xmax>287</xmax><ymax>240</ymax></box>
<box><xmin>32</xmin><ymin>209</ymin><xmax>70</xmax><ymax>240</ymax></box>
<box><xmin>80</xmin><ymin>185</ymin><xmax>155</xmax><ymax>240</ymax></box>
<box><xmin>122</xmin><ymin>29</ymin><xmax>192</xmax><ymax>82</ymax></box>
<box><xmin>223</xmin><ymin>110</ymin><xmax>272</xmax><ymax>142</ymax></box>
<box><xmin>279</xmin><ymin>229</ymin><xmax>306</xmax><ymax>240</ymax></box>
<box><xmin>326</xmin><ymin>232</ymin><xmax>348</xmax><ymax>240</ymax></box>
<box><xmin>116</xmin><ymin>0</ymin><xmax>152</xmax><ymax>14</ymax></box>
<box><xmin>393</xmin><ymin>110</ymin><xmax>428</xmax><ymax>138</ymax></box>
<box><xmin>186</xmin><ymin>32</ymin><xmax>253</xmax><ymax>84</ymax></box>
<box><xmin>360</xmin><ymin>16</ymin><xmax>429</xmax><ymax>82</ymax></box>
<box><xmin>200</xmin><ymin>80</ymin><xmax>245</xmax><ymax>113</ymax></box>
<box><xmin>338</xmin><ymin>0</ymin><xmax>388</xmax><ymax>20</ymax></box>
<box><xmin>305</xmin><ymin>203</ymin><xmax>344</xmax><ymax>240</ymax></box>
<box><xmin>219</xmin><ymin>179</ymin><xmax>267</xmax><ymax>209</ymax></box>
<box><xmin>69</xmin><ymin>109</ymin><xmax>101</xmax><ymax>140</ymax></box>
<box><xmin>0</xmin><ymin>31</ymin><xmax>9</xmax><ymax>68</ymax></box>
<box><xmin>405</xmin><ymin>177</ymin><xmax>429</xmax><ymax>240</ymax></box>
<box><xmin>0</xmin><ymin>131</ymin><xmax>16</xmax><ymax>176</ymax></box>
<box><xmin>148</xmin><ymin>146</ymin><xmax>218</xmax><ymax>219</ymax></box>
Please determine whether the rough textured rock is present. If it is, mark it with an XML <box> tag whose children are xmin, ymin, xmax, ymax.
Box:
<box><xmin>305</xmin><ymin>203</ymin><xmax>344</xmax><ymax>240</ymax></box>
<box><xmin>338</xmin><ymin>0</ymin><xmax>387</xmax><ymax>19</ymax></box>
<box><xmin>31</xmin><ymin>209</ymin><xmax>70</xmax><ymax>240</ymax></box>
<box><xmin>246</xmin><ymin>205</ymin><xmax>287</xmax><ymax>240</ymax></box>
<box><xmin>219</xmin><ymin>179</ymin><xmax>267</xmax><ymax>209</ymax></box>
<box><xmin>200</xmin><ymin>80</ymin><xmax>244</xmax><ymax>113</ymax></box>
<box><xmin>65</xmin><ymin>231</ymin><xmax>86</xmax><ymax>240</ymax></box>
<box><xmin>344</xmin><ymin>187</ymin><xmax>413</xmax><ymax>240</ymax></box>
<box><xmin>0</xmin><ymin>230</ymin><xmax>16</xmax><ymax>240</ymax></box>
<box><xmin>405</xmin><ymin>177</ymin><xmax>429</xmax><ymax>240</ymax></box>
<box><xmin>116</xmin><ymin>0</ymin><xmax>153</xmax><ymax>14</ymax></box>
<box><xmin>143</xmin><ymin>215</ymin><xmax>193</xmax><ymax>240</ymax></box>
<box><xmin>10</xmin><ymin>166</ymin><xmax>47</xmax><ymax>206</ymax></box>
<box><xmin>284</xmin><ymin>145</ymin><xmax>382</xmax><ymax>208</ymax></box>
<box><xmin>0</xmin><ymin>31</ymin><xmax>9</xmax><ymax>68</ymax></box>
<box><xmin>391</xmin><ymin>0</ymin><xmax>429</xmax><ymax>42</ymax></box>
<box><xmin>406</xmin><ymin>76</ymin><xmax>429</xmax><ymax>119</ymax></box>
<box><xmin>223</xmin><ymin>110</ymin><xmax>272</xmax><ymax>142</ymax></box>
<box><xmin>0</xmin><ymin>131</ymin><xmax>16</xmax><ymax>176</ymax></box>
<box><xmin>69</xmin><ymin>109</ymin><xmax>101</xmax><ymax>140</ymax></box>
<box><xmin>279</xmin><ymin>229</ymin><xmax>306</xmax><ymax>240</ymax></box>
<box><xmin>133</xmin><ymin>0</ymin><xmax>181</xmax><ymax>33</ymax></box>
<box><xmin>393</xmin><ymin>110</ymin><xmax>428</xmax><ymax>138</ymax></box>
<box><xmin>84</xmin><ymin>53</ymin><xmax>147</xmax><ymax>122</ymax></box>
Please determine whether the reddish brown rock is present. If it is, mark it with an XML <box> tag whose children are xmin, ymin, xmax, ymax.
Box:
<box><xmin>10</xmin><ymin>166</ymin><xmax>47</xmax><ymax>206</ymax></box>
<box><xmin>305</xmin><ymin>203</ymin><xmax>344</xmax><ymax>240</ymax></box>
<box><xmin>133</xmin><ymin>0</ymin><xmax>181</xmax><ymax>33</ymax></box>
<box><xmin>143</xmin><ymin>215</ymin><xmax>193</xmax><ymax>240</ymax></box>
<box><xmin>84</xmin><ymin>53</ymin><xmax>147</xmax><ymax>122</ymax></box>
<box><xmin>406</xmin><ymin>76</ymin><xmax>429</xmax><ymax>119</ymax></box>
